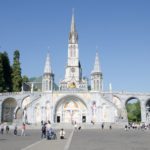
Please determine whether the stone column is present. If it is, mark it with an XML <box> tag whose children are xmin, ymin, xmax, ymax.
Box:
<box><xmin>50</xmin><ymin>106</ymin><xmax>54</xmax><ymax>123</ymax></box>
<box><xmin>0</xmin><ymin>102</ymin><xmax>2</xmax><ymax>124</ymax></box>
<box><xmin>97</xmin><ymin>106</ymin><xmax>100</xmax><ymax>122</ymax></box>
<box><xmin>141</xmin><ymin>101</ymin><xmax>146</xmax><ymax>122</ymax></box>
<box><xmin>41</xmin><ymin>107</ymin><xmax>43</xmax><ymax>121</ymax></box>
<box><xmin>43</xmin><ymin>107</ymin><xmax>46</xmax><ymax>122</ymax></box>
<box><xmin>33</xmin><ymin>107</ymin><xmax>36</xmax><ymax>124</ymax></box>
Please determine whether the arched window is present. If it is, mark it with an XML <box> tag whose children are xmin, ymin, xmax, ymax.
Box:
<box><xmin>97</xmin><ymin>80</ymin><xmax>99</xmax><ymax>90</ymax></box>
<box><xmin>50</xmin><ymin>81</ymin><xmax>52</xmax><ymax>90</ymax></box>
<box><xmin>94</xmin><ymin>80</ymin><xmax>96</xmax><ymax>90</ymax></box>
<box><xmin>46</xmin><ymin>80</ymin><xmax>48</xmax><ymax>91</ymax></box>
<box><xmin>74</xmin><ymin>49</ymin><xmax>76</xmax><ymax>57</ymax></box>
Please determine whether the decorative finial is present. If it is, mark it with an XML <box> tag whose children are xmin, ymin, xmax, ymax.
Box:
<box><xmin>72</xmin><ymin>8</ymin><xmax>74</xmax><ymax>15</ymax></box>
<box><xmin>96</xmin><ymin>46</ymin><xmax>98</xmax><ymax>53</ymax></box>
<box><xmin>48</xmin><ymin>46</ymin><xmax>50</xmax><ymax>53</ymax></box>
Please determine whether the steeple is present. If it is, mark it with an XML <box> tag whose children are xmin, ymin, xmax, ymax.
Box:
<box><xmin>42</xmin><ymin>51</ymin><xmax>54</xmax><ymax>92</ymax></box>
<box><xmin>70</xmin><ymin>9</ymin><xmax>76</xmax><ymax>33</ymax></box>
<box><xmin>91</xmin><ymin>51</ymin><xmax>103</xmax><ymax>92</ymax></box>
<box><xmin>92</xmin><ymin>52</ymin><xmax>101</xmax><ymax>73</ymax></box>
<box><xmin>44</xmin><ymin>51</ymin><xmax>52</xmax><ymax>73</ymax></box>
<box><xmin>69</xmin><ymin>10</ymin><xmax>78</xmax><ymax>44</ymax></box>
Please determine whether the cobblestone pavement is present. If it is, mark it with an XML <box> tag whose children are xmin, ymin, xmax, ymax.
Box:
<box><xmin>69</xmin><ymin>129</ymin><xmax>150</xmax><ymax>150</ymax></box>
<box><xmin>0</xmin><ymin>129</ymin><xmax>72</xmax><ymax>150</ymax></box>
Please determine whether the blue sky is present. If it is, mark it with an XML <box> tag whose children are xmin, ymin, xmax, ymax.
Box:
<box><xmin>0</xmin><ymin>0</ymin><xmax>150</xmax><ymax>92</ymax></box>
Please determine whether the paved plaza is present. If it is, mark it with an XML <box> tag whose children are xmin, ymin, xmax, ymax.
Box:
<box><xmin>1</xmin><ymin>128</ymin><xmax>150</xmax><ymax>150</ymax></box>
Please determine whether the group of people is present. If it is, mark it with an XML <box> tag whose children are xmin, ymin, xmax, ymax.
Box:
<box><xmin>0</xmin><ymin>124</ymin><xmax>9</xmax><ymax>134</ymax></box>
<box><xmin>0</xmin><ymin>123</ymin><xmax>26</xmax><ymax>136</ymax></box>
<box><xmin>41</xmin><ymin>122</ymin><xmax>65</xmax><ymax>140</ymax></box>
<box><xmin>125</xmin><ymin>122</ymin><xmax>150</xmax><ymax>131</ymax></box>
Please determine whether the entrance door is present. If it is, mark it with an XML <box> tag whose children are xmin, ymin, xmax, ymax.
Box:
<box><xmin>57</xmin><ymin>116</ymin><xmax>60</xmax><ymax>123</ymax></box>
<box><xmin>82</xmin><ymin>116</ymin><xmax>86</xmax><ymax>123</ymax></box>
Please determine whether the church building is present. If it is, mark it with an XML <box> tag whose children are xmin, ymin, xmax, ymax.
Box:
<box><xmin>24</xmin><ymin>12</ymin><xmax>119</xmax><ymax>124</ymax></box>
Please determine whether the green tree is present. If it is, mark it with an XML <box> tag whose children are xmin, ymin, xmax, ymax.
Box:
<box><xmin>12</xmin><ymin>50</ymin><xmax>22</xmax><ymax>92</ymax></box>
<box><xmin>0</xmin><ymin>53</ymin><xmax>5</xmax><ymax>92</ymax></box>
<box><xmin>22</xmin><ymin>75</ymin><xmax>29</xmax><ymax>84</ymax></box>
<box><xmin>1</xmin><ymin>52</ymin><xmax>12</xmax><ymax>92</ymax></box>
<box><xmin>126</xmin><ymin>101</ymin><xmax>141</xmax><ymax>122</ymax></box>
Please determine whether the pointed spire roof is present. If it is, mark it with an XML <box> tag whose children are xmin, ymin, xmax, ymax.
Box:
<box><xmin>69</xmin><ymin>9</ymin><xmax>78</xmax><ymax>44</ymax></box>
<box><xmin>70</xmin><ymin>9</ymin><xmax>76</xmax><ymax>33</ymax></box>
<box><xmin>92</xmin><ymin>52</ymin><xmax>101</xmax><ymax>73</ymax></box>
<box><xmin>44</xmin><ymin>51</ymin><xmax>52</xmax><ymax>73</ymax></box>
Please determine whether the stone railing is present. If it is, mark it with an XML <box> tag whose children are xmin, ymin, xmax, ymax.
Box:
<box><xmin>102</xmin><ymin>91</ymin><xmax>150</xmax><ymax>96</ymax></box>
<box><xmin>0</xmin><ymin>91</ymin><xmax>32</xmax><ymax>96</ymax></box>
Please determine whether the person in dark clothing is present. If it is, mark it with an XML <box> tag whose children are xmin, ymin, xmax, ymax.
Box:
<box><xmin>6</xmin><ymin>125</ymin><xmax>9</xmax><ymax>134</ymax></box>
<box><xmin>101</xmin><ymin>123</ymin><xmax>104</xmax><ymax>130</ymax></box>
<box><xmin>41</xmin><ymin>124</ymin><xmax>46</xmax><ymax>138</ymax></box>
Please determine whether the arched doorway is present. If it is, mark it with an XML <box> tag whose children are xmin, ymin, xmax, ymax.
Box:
<box><xmin>125</xmin><ymin>98</ymin><xmax>141</xmax><ymax>122</ymax></box>
<box><xmin>145</xmin><ymin>99</ymin><xmax>150</xmax><ymax>122</ymax></box>
<box><xmin>54</xmin><ymin>96</ymin><xmax>88</xmax><ymax>123</ymax></box>
<box><xmin>1</xmin><ymin>98</ymin><xmax>17</xmax><ymax>122</ymax></box>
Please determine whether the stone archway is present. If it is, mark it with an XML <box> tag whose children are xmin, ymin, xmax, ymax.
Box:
<box><xmin>54</xmin><ymin>96</ymin><xmax>88</xmax><ymax>123</ymax></box>
<box><xmin>1</xmin><ymin>98</ymin><xmax>17</xmax><ymax>122</ymax></box>
<box><xmin>125</xmin><ymin>97</ymin><xmax>141</xmax><ymax>122</ymax></box>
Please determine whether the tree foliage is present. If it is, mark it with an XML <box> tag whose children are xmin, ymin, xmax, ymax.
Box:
<box><xmin>0</xmin><ymin>53</ymin><xmax>5</xmax><ymax>92</ymax></box>
<box><xmin>22</xmin><ymin>75</ymin><xmax>29</xmax><ymax>83</ymax></box>
<box><xmin>1</xmin><ymin>52</ymin><xmax>12</xmax><ymax>91</ymax></box>
<box><xmin>126</xmin><ymin>101</ymin><xmax>141</xmax><ymax>122</ymax></box>
<box><xmin>12</xmin><ymin>50</ymin><xmax>22</xmax><ymax>92</ymax></box>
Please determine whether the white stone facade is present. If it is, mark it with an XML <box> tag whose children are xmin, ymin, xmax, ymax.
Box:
<box><xmin>1</xmin><ymin>13</ymin><xmax>150</xmax><ymax>124</ymax></box>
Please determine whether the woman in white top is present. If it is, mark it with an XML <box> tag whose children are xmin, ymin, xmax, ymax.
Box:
<box><xmin>60</xmin><ymin>128</ymin><xmax>65</xmax><ymax>139</ymax></box>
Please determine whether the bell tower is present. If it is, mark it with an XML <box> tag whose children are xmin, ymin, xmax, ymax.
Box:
<box><xmin>65</xmin><ymin>11</ymin><xmax>82</xmax><ymax>83</ymax></box>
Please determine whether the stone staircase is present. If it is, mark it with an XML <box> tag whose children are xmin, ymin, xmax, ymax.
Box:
<box><xmin>13</xmin><ymin>122</ymin><xmax>124</xmax><ymax>130</ymax></box>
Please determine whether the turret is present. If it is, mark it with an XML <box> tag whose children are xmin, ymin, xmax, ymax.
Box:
<box><xmin>91</xmin><ymin>52</ymin><xmax>103</xmax><ymax>92</ymax></box>
<box><xmin>42</xmin><ymin>51</ymin><xmax>54</xmax><ymax>92</ymax></box>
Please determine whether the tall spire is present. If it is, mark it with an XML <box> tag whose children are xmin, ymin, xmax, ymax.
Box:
<box><xmin>44</xmin><ymin>51</ymin><xmax>52</xmax><ymax>73</ymax></box>
<box><xmin>71</xmin><ymin>9</ymin><xmax>76</xmax><ymax>33</ymax></box>
<box><xmin>92</xmin><ymin>52</ymin><xmax>101</xmax><ymax>73</ymax></box>
<box><xmin>69</xmin><ymin>9</ymin><xmax>78</xmax><ymax>44</ymax></box>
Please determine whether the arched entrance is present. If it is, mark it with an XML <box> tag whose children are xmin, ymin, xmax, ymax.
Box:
<box><xmin>145</xmin><ymin>99</ymin><xmax>150</xmax><ymax>122</ymax></box>
<box><xmin>54</xmin><ymin>96</ymin><xmax>88</xmax><ymax>123</ymax></box>
<box><xmin>1</xmin><ymin>98</ymin><xmax>17</xmax><ymax>122</ymax></box>
<box><xmin>125</xmin><ymin>98</ymin><xmax>141</xmax><ymax>122</ymax></box>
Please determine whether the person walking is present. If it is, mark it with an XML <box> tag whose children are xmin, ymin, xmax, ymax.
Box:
<box><xmin>6</xmin><ymin>125</ymin><xmax>9</xmax><ymax>134</ymax></box>
<box><xmin>21</xmin><ymin>123</ymin><xmax>26</xmax><ymax>136</ymax></box>
<box><xmin>14</xmin><ymin>124</ymin><xmax>18</xmax><ymax>136</ymax></box>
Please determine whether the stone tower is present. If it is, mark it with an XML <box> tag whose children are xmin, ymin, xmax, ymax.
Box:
<box><xmin>42</xmin><ymin>51</ymin><xmax>54</xmax><ymax>92</ymax></box>
<box><xmin>59</xmin><ymin>11</ymin><xmax>88</xmax><ymax>90</ymax></box>
<box><xmin>91</xmin><ymin>52</ymin><xmax>103</xmax><ymax>92</ymax></box>
<box><xmin>65</xmin><ymin>11</ymin><xmax>82</xmax><ymax>83</ymax></box>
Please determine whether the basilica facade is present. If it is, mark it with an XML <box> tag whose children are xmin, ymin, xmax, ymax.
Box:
<box><xmin>25</xmin><ymin>13</ymin><xmax>119</xmax><ymax>124</ymax></box>
<box><xmin>1</xmin><ymin>13</ymin><xmax>150</xmax><ymax>125</ymax></box>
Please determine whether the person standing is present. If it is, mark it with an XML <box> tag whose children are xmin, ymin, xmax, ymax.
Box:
<box><xmin>101</xmin><ymin>123</ymin><xmax>104</xmax><ymax>130</ymax></box>
<box><xmin>1</xmin><ymin>124</ymin><xmax>4</xmax><ymax>134</ymax></box>
<box><xmin>60</xmin><ymin>128</ymin><xmax>65</xmax><ymax>139</ymax></box>
<box><xmin>21</xmin><ymin>123</ymin><xmax>26</xmax><ymax>136</ymax></box>
<box><xmin>109</xmin><ymin>125</ymin><xmax>112</xmax><ymax>130</ymax></box>
<box><xmin>41</xmin><ymin>124</ymin><xmax>46</xmax><ymax>138</ymax></box>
